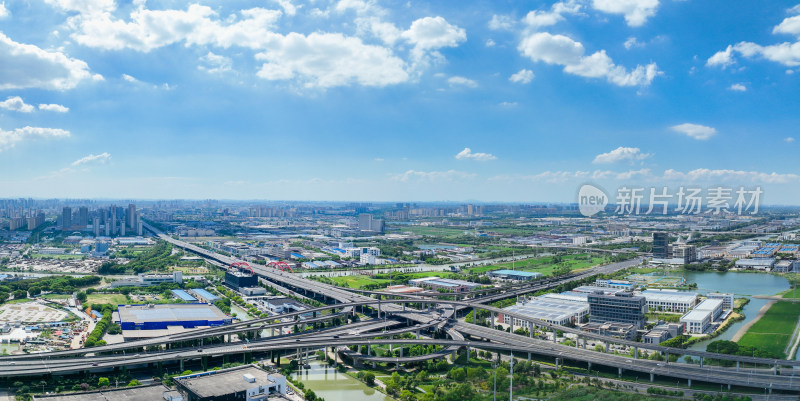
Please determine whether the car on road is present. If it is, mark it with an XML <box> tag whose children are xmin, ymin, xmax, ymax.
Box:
<box><xmin>91</xmin><ymin>363</ymin><xmax>98</xmax><ymax>366</ymax></box>
<box><xmin>197</xmin><ymin>349</ymin><xmax>203</xmax><ymax>352</ymax></box>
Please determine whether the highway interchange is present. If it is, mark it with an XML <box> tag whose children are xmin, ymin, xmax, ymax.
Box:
<box><xmin>1</xmin><ymin>223</ymin><xmax>798</xmax><ymax>396</ymax></box>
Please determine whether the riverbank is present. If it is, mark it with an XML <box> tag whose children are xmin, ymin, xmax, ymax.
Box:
<box><xmin>731</xmin><ymin>301</ymin><xmax>774</xmax><ymax>342</ymax></box>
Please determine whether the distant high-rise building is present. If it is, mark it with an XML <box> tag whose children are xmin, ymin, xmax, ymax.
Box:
<box><xmin>127</xmin><ymin>204</ymin><xmax>136</xmax><ymax>229</ymax></box>
<box><xmin>93</xmin><ymin>216</ymin><xmax>101</xmax><ymax>237</ymax></box>
<box><xmin>61</xmin><ymin>207</ymin><xmax>72</xmax><ymax>230</ymax></box>
<box><xmin>370</xmin><ymin>219</ymin><xmax>385</xmax><ymax>234</ymax></box>
<box><xmin>652</xmin><ymin>232</ymin><xmax>669</xmax><ymax>259</ymax></box>
<box><xmin>358</xmin><ymin>213</ymin><xmax>373</xmax><ymax>231</ymax></box>
<box><xmin>78</xmin><ymin>206</ymin><xmax>89</xmax><ymax>226</ymax></box>
<box><xmin>588</xmin><ymin>291</ymin><xmax>647</xmax><ymax>329</ymax></box>
<box><xmin>110</xmin><ymin>205</ymin><xmax>117</xmax><ymax>236</ymax></box>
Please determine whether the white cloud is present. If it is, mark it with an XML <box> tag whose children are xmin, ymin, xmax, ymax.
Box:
<box><xmin>498</xmin><ymin>101</ymin><xmax>518</xmax><ymax>107</ymax></box>
<box><xmin>518</xmin><ymin>32</ymin><xmax>660</xmax><ymax>86</ymax></box>
<box><xmin>509</xmin><ymin>69</ymin><xmax>534</xmax><ymax>84</ymax></box>
<box><xmin>671</xmin><ymin>123</ymin><xmax>717</xmax><ymax>140</ymax></box>
<box><xmin>489</xmin><ymin>14</ymin><xmax>515</xmax><ymax>31</ymax></box>
<box><xmin>198</xmin><ymin>51</ymin><xmax>232</xmax><ymax>74</ymax></box>
<box><xmin>728</xmin><ymin>83</ymin><xmax>747</xmax><ymax>91</ymax></box>
<box><xmin>273</xmin><ymin>0</ymin><xmax>297</xmax><ymax>16</ymax></box>
<box><xmin>392</xmin><ymin>169</ymin><xmax>476</xmax><ymax>182</ymax></box>
<box><xmin>255</xmin><ymin>32</ymin><xmax>408</xmax><ymax>88</ymax></box>
<box><xmin>455</xmin><ymin>147</ymin><xmax>496</xmax><ymax>161</ymax></box>
<box><xmin>447</xmin><ymin>76</ymin><xmax>477</xmax><ymax>88</ymax></box>
<box><xmin>0</xmin><ymin>2</ymin><xmax>8</xmax><ymax>19</ymax></box>
<box><xmin>485</xmin><ymin>39</ymin><xmax>496</xmax><ymax>47</ymax></box>
<box><xmin>706</xmin><ymin>45</ymin><xmax>735</xmax><ymax>68</ymax></box>
<box><xmin>0</xmin><ymin>32</ymin><xmax>98</xmax><ymax>90</ymax></box>
<box><xmin>708</xmin><ymin>11</ymin><xmax>800</xmax><ymax>69</ymax></box>
<box><xmin>591</xmin><ymin>0</ymin><xmax>659</xmax><ymax>27</ymax></box>
<box><xmin>774</xmin><ymin>14</ymin><xmax>800</xmax><ymax>36</ymax></box>
<box><xmin>785</xmin><ymin>137</ymin><xmax>795</xmax><ymax>143</ymax></box>
<box><xmin>0</xmin><ymin>126</ymin><xmax>70</xmax><ymax>151</ymax></box>
<box><xmin>71</xmin><ymin>152</ymin><xmax>110</xmax><ymax>166</ymax></box>
<box><xmin>0</xmin><ymin>96</ymin><xmax>34</xmax><ymax>112</ymax></box>
<box><xmin>624</xmin><ymin>36</ymin><xmax>643</xmax><ymax>49</ymax></box>
<box><xmin>523</xmin><ymin>1</ymin><xmax>582</xmax><ymax>29</ymax></box>
<box><xmin>662</xmin><ymin>168</ymin><xmax>800</xmax><ymax>184</ymax></box>
<box><xmin>38</xmin><ymin>103</ymin><xmax>69</xmax><ymax>112</ymax></box>
<box><xmin>593</xmin><ymin>146</ymin><xmax>652</xmax><ymax>164</ymax></box>
<box><xmin>402</xmin><ymin>16</ymin><xmax>465</xmax><ymax>50</ymax></box>
<box><xmin>44</xmin><ymin>0</ymin><xmax>115</xmax><ymax>13</ymax></box>
<box><xmin>121</xmin><ymin>74</ymin><xmax>138</xmax><ymax>83</ymax></box>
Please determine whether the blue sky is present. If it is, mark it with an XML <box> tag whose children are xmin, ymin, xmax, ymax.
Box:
<box><xmin>1</xmin><ymin>0</ymin><xmax>799</xmax><ymax>203</ymax></box>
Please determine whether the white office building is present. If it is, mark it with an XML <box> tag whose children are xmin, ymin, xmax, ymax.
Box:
<box><xmin>707</xmin><ymin>293</ymin><xmax>735</xmax><ymax>311</ymax></box>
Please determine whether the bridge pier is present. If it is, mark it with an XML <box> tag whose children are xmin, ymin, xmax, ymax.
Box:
<box><xmin>665</xmin><ymin>352</ymin><xmax>669</xmax><ymax>364</ymax></box>
<box><xmin>736</xmin><ymin>361</ymin><xmax>739</xmax><ymax>371</ymax></box>
<box><xmin>552</xmin><ymin>329</ymin><xmax>557</xmax><ymax>343</ymax></box>
<box><xmin>687</xmin><ymin>379</ymin><xmax>691</xmax><ymax>387</ymax></box>
<box><xmin>618</xmin><ymin>367</ymin><xmax>622</xmax><ymax>377</ymax></box>
<box><xmin>728</xmin><ymin>384</ymin><xmax>731</xmax><ymax>390</ymax></box>
<box><xmin>587</xmin><ymin>362</ymin><xmax>591</xmax><ymax>370</ymax></box>
<box><xmin>529</xmin><ymin>323</ymin><xmax>533</xmax><ymax>338</ymax></box>
<box><xmin>605</xmin><ymin>342</ymin><xmax>609</xmax><ymax>353</ymax></box>
<box><xmin>180</xmin><ymin>359</ymin><xmax>184</xmax><ymax>371</ymax></box>
<box><xmin>650</xmin><ymin>373</ymin><xmax>653</xmax><ymax>382</ymax></box>
<box><xmin>555</xmin><ymin>358</ymin><xmax>560</xmax><ymax>369</ymax></box>
<box><xmin>368</xmin><ymin>344</ymin><xmax>371</xmax><ymax>355</ymax></box>
<box><xmin>699</xmin><ymin>357</ymin><xmax>703</xmax><ymax>367</ymax></box>
<box><xmin>633</xmin><ymin>347</ymin><xmax>638</xmax><ymax>359</ymax></box>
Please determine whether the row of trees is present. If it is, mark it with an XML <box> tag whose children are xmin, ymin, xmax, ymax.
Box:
<box><xmin>84</xmin><ymin>306</ymin><xmax>113</xmax><ymax>347</ymax></box>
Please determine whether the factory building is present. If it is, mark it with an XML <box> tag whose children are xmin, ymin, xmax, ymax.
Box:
<box><xmin>639</xmin><ymin>289</ymin><xmax>698</xmax><ymax>313</ymax></box>
<box><xmin>225</xmin><ymin>270</ymin><xmax>258</xmax><ymax>290</ymax></box>
<box><xmin>115</xmin><ymin>304</ymin><xmax>232</xmax><ymax>339</ymax></box>
<box><xmin>500</xmin><ymin>296</ymin><xmax>589</xmax><ymax>327</ymax></box>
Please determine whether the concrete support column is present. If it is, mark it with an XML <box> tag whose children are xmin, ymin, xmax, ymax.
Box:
<box><xmin>368</xmin><ymin>344</ymin><xmax>371</xmax><ymax>355</ymax></box>
<box><xmin>736</xmin><ymin>361</ymin><xmax>740</xmax><ymax>371</ymax></box>
<box><xmin>665</xmin><ymin>352</ymin><xmax>669</xmax><ymax>364</ymax></box>
<box><xmin>650</xmin><ymin>373</ymin><xmax>654</xmax><ymax>382</ymax></box>
<box><xmin>491</xmin><ymin>311</ymin><xmax>495</xmax><ymax>328</ymax></box>
<box><xmin>605</xmin><ymin>342</ymin><xmax>609</xmax><ymax>353</ymax></box>
<box><xmin>587</xmin><ymin>362</ymin><xmax>591</xmax><ymax>370</ymax></box>
<box><xmin>634</xmin><ymin>347</ymin><xmax>638</xmax><ymax>359</ymax></box>
<box><xmin>552</xmin><ymin>329</ymin><xmax>557</xmax><ymax>343</ymax></box>
<box><xmin>400</xmin><ymin>346</ymin><xmax>404</xmax><ymax>358</ymax></box>
<box><xmin>774</xmin><ymin>363</ymin><xmax>778</xmax><ymax>375</ymax></box>
<box><xmin>618</xmin><ymin>367</ymin><xmax>622</xmax><ymax>377</ymax></box>
<box><xmin>699</xmin><ymin>357</ymin><xmax>703</xmax><ymax>368</ymax></box>
<box><xmin>687</xmin><ymin>379</ymin><xmax>691</xmax><ymax>387</ymax></box>
<box><xmin>180</xmin><ymin>359</ymin><xmax>184</xmax><ymax>371</ymax></box>
<box><xmin>728</xmin><ymin>384</ymin><xmax>731</xmax><ymax>390</ymax></box>
<box><xmin>555</xmin><ymin>358</ymin><xmax>560</xmax><ymax>369</ymax></box>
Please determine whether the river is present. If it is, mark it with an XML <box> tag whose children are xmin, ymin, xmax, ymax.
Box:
<box><xmin>291</xmin><ymin>360</ymin><xmax>393</xmax><ymax>401</ymax></box>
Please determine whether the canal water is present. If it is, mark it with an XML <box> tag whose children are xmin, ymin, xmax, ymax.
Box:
<box><xmin>291</xmin><ymin>360</ymin><xmax>393</xmax><ymax>401</ymax></box>
<box><xmin>678</xmin><ymin>271</ymin><xmax>791</xmax><ymax>352</ymax></box>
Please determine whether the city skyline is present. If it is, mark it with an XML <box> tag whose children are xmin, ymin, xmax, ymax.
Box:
<box><xmin>1</xmin><ymin>1</ymin><xmax>799</xmax><ymax>202</ymax></box>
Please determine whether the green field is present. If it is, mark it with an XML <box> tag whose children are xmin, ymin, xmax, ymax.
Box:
<box><xmin>738</xmin><ymin>301</ymin><xmax>800</xmax><ymax>357</ymax></box>
<box><xmin>328</xmin><ymin>275</ymin><xmax>392</xmax><ymax>289</ymax></box>
<box><xmin>86</xmin><ymin>293</ymin><xmax>129</xmax><ymax>307</ymax></box>
<box><xmin>31</xmin><ymin>253</ymin><xmax>84</xmax><ymax>260</ymax></box>
<box><xmin>467</xmin><ymin>253</ymin><xmax>604</xmax><ymax>275</ymax></box>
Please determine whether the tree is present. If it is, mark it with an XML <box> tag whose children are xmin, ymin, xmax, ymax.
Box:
<box><xmin>12</xmin><ymin>289</ymin><xmax>26</xmax><ymax>299</ymax></box>
<box><xmin>127</xmin><ymin>379</ymin><xmax>141</xmax><ymax>387</ymax></box>
<box><xmin>98</xmin><ymin>377</ymin><xmax>110</xmax><ymax>387</ymax></box>
<box><xmin>76</xmin><ymin>291</ymin><xmax>87</xmax><ymax>303</ymax></box>
<box><xmin>364</xmin><ymin>372</ymin><xmax>376</xmax><ymax>386</ymax></box>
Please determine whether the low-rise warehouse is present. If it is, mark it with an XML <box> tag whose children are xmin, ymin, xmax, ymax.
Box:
<box><xmin>116</xmin><ymin>303</ymin><xmax>232</xmax><ymax>331</ymax></box>
<box><xmin>32</xmin><ymin>384</ymin><xmax>176</xmax><ymax>401</ymax></box>
<box><xmin>408</xmin><ymin>277</ymin><xmax>481</xmax><ymax>292</ymax></box>
<box><xmin>487</xmin><ymin>270</ymin><xmax>543</xmax><ymax>281</ymax></box>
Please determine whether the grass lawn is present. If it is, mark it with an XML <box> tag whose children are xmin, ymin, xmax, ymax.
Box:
<box><xmin>467</xmin><ymin>253</ymin><xmax>605</xmax><ymax>275</ymax></box>
<box><xmin>86</xmin><ymin>293</ymin><xmax>129</xmax><ymax>307</ymax></box>
<box><xmin>40</xmin><ymin>294</ymin><xmax>72</xmax><ymax>300</ymax></box>
<box><xmin>738</xmin><ymin>301</ymin><xmax>800</xmax><ymax>357</ymax></box>
<box><xmin>328</xmin><ymin>275</ymin><xmax>392</xmax><ymax>289</ymax></box>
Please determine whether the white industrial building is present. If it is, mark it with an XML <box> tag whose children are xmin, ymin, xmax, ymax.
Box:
<box><xmin>501</xmin><ymin>297</ymin><xmax>589</xmax><ymax>327</ymax></box>
<box><xmin>639</xmin><ymin>289</ymin><xmax>698</xmax><ymax>313</ymax></box>
<box><xmin>680</xmin><ymin>298</ymin><xmax>724</xmax><ymax>334</ymax></box>
<box><xmin>707</xmin><ymin>293</ymin><xmax>735</xmax><ymax>310</ymax></box>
